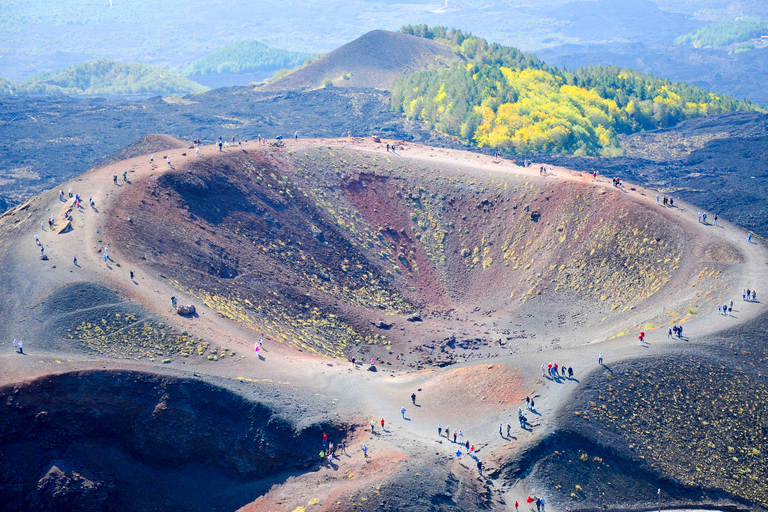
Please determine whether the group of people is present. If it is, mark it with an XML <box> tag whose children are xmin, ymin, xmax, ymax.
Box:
<box><xmin>655</xmin><ymin>195</ymin><xmax>675</xmax><ymax>207</ymax></box>
<box><xmin>319</xmin><ymin>432</ymin><xmax>347</xmax><ymax>465</ymax></box>
<box><xmin>743</xmin><ymin>289</ymin><xmax>758</xmax><ymax>301</ymax></box>
<box><xmin>697</xmin><ymin>211</ymin><xmax>717</xmax><ymax>224</ymax></box>
<box><xmin>718</xmin><ymin>300</ymin><xmax>735</xmax><ymax>316</ymax></box>
<box><xmin>12</xmin><ymin>339</ymin><xmax>24</xmax><ymax>354</ymax></box>
<box><xmin>668</xmin><ymin>325</ymin><xmax>684</xmax><ymax>338</ymax></box>
<box><xmin>438</xmin><ymin>424</ymin><xmax>483</xmax><ymax>471</ymax></box>
<box><xmin>42</xmin><ymin>186</ymin><xmax>95</xmax><ymax>264</ymax></box>
<box><xmin>541</xmin><ymin>362</ymin><xmax>574</xmax><ymax>380</ymax></box>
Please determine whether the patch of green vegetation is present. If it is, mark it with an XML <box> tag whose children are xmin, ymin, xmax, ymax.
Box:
<box><xmin>675</xmin><ymin>20</ymin><xmax>768</xmax><ymax>49</ymax></box>
<box><xmin>2</xmin><ymin>59</ymin><xmax>207</xmax><ymax>96</ymax></box>
<box><xmin>393</xmin><ymin>25</ymin><xmax>763</xmax><ymax>156</ymax></box>
<box><xmin>183</xmin><ymin>41</ymin><xmax>315</xmax><ymax>75</ymax></box>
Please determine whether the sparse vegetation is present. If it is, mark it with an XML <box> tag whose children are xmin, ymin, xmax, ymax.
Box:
<box><xmin>581</xmin><ymin>357</ymin><xmax>768</xmax><ymax>506</ymax></box>
<box><xmin>72</xmin><ymin>313</ymin><xmax>212</xmax><ymax>361</ymax></box>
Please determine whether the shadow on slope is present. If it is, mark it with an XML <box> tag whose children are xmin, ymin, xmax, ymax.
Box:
<box><xmin>0</xmin><ymin>370</ymin><xmax>348</xmax><ymax>512</ymax></box>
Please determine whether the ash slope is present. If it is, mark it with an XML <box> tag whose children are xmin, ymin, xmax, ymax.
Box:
<box><xmin>262</xmin><ymin>30</ymin><xmax>463</xmax><ymax>91</ymax></box>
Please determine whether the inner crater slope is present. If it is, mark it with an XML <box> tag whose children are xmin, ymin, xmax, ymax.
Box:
<box><xmin>110</xmin><ymin>142</ymin><xmax>707</xmax><ymax>361</ymax></box>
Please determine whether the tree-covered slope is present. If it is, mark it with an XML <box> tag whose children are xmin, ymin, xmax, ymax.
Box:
<box><xmin>675</xmin><ymin>20</ymin><xmax>768</xmax><ymax>49</ymax></box>
<box><xmin>1</xmin><ymin>59</ymin><xmax>208</xmax><ymax>96</ymax></box>
<box><xmin>392</xmin><ymin>25</ymin><xmax>763</xmax><ymax>156</ymax></box>
<box><xmin>182</xmin><ymin>41</ymin><xmax>315</xmax><ymax>75</ymax></box>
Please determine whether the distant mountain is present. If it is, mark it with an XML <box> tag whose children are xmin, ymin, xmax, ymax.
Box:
<box><xmin>0</xmin><ymin>59</ymin><xmax>208</xmax><ymax>96</ymax></box>
<box><xmin>537</xmin><ymin>42</ymin><xmax>768</xmax><ymax>108</ymax></box>
<box><xmin>182</xmin><ymin>41</ymin><xmax>315</xmax><ymax>76</ymax></box>
<box><xmin>550</xmin><ymin>0</ymin><xmax>703</xmax><ymax>43</ymax></box>
<box><xmin>262</xmin><ymin>30</ymin><xmax>462</xmax><ymax>91</ymax></box>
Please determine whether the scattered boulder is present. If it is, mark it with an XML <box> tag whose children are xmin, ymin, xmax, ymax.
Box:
<box><xmin>372</xmin><ymin>136</ymin><xmax>381</xmax><ymax>143</ymax></box>
<box><xmin>373</xmin><ymin>320</ymin><xmax>392</xmax><ymax>329</ymax></box>
<box><xmin>368</xmin><ymin>365</ymin><xmax>377</xmax><ymax>372</ymax></box>
<box><xmin>406</xmin><ymin>313</ymin><xmax>422</xmax><ymax>322</ymax></box>
<box><xmin>309</xmin><ymin>223</ymin><xmax>324</xmax><ymax>243</ymax></box>
<box><xmin>30</xmin><ymin>461</ymin><xmax>114</xmax><ymax>512</ymax></box>
<box><xmin>177</xmin><ymin>304</ymin><xmax>196</xmax><ymax>315</ymax></box>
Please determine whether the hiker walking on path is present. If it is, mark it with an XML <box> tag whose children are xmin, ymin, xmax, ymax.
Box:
<box><xmin>402</xmin><ymin>407</ymin><xmax>406</xmax><ymax>418</ymax></box>
<box><xmin>438</xmin><ymin>424</ymin><xmax>442</xmax><ymax>436</ymax></box>
<box><xmin>411</xmin><ymin>393</ymin><xmax>416</xmax><ymax>405</ymax></box>
<box><xmin>598</xmin><ymin>352</ymin><xmax>603</xmax><ymax>364</ymax></box>
<box><xmin>363</xmin><ymin>445</ymin><xmax>369</xmax><ymax>458</ymax></box>
<box><xmin>18</xmin><ymin>340</ymin><xmax>23</xmax><ymax>354</ymax></box>
<box><xmin>13</xmin><ymin>340</ymin><xmax>18</xmax><ymax>352</ymax></box>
